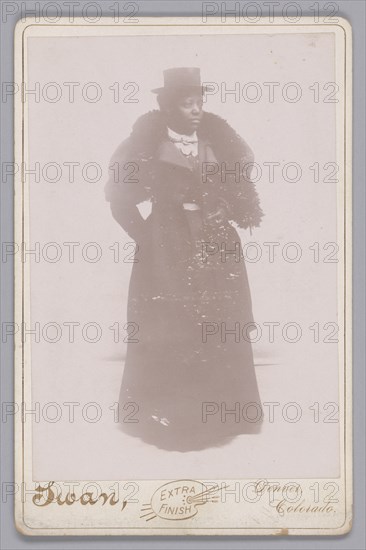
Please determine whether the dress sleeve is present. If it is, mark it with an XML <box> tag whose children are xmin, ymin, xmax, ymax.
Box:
<box><xmin>104</xmin><ymin>139</ymin><xmax>151</xmax><ymax>242</ymax></box>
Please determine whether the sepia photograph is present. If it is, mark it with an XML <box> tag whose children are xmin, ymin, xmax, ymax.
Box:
<box><xmin>13</xmin><ymin>16</ymin><xmax>352</xmax><ymax>535</ymax></box>
<box><xmin>105</xmin><ymin>64</ymin><xmax>264</xmax><ymax>451</ymax></box>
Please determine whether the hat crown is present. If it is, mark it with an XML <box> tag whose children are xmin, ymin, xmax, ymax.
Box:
<box><xmin>151</xmin><ymin>67</ymin><xmax>205</xmax><ymax>93</ymax></box>
<box><xmin>163</xmin><ymin>67</ymin><xmax>202</xmax><ymax>88</ymax></box>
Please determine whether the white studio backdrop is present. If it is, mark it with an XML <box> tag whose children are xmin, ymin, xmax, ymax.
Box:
<box><xmin>26</xmin><ymin>31</ymin><xmax>339</xmax><ymax>480</ymax></box>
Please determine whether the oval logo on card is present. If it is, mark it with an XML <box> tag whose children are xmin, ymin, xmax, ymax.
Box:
<box><xmin>140</xmin><ymin>479</ymin><xmax>222</xmax><ymax>522</ymax></box>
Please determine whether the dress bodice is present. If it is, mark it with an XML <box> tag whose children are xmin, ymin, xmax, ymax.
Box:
<box><xmin>177</xmin><ymin>150</ymin><xmax>203</xmax><ymax>207</ymax></box>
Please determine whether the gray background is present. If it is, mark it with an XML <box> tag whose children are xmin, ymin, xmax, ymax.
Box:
<box><xmin>0</xmin><ymin>0</ymin><xmax>364</xmax><ymax>548</ymax></box>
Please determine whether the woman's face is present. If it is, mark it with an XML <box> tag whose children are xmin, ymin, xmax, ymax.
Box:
<box><xmin>165</xmin><ymin>91</ymin><xmax>204</xmax><ymax>135</ymax></box>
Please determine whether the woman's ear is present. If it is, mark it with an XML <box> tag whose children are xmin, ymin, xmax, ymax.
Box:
<box><xmin>157</xmin><ymin>92</ymin><xmax>176</xmax><ymax>116</ymax></box>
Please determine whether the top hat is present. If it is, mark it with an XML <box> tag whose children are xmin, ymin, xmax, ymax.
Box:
<box><xmin>151</xmin><ymin>67</ymin><xmax>209</xmax><ymax>94</ymax></box>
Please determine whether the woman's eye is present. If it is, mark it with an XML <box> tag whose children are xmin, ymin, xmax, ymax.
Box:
<box><xmin>180</xmin><ymin>98</ymin><xmax>202</xmax><ymax>108</ymax></box>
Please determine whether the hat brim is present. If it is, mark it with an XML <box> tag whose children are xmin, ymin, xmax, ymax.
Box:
<box><xmin>151</xmin><ymin>85</ymin><xmax>210</xmax><ymax>94</ymax></box>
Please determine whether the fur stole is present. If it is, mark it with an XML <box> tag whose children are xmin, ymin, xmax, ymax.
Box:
<box><xmin>126</xmin><ymin>110</ymin><xmax>264</xmax><ymax>229</ymax></box>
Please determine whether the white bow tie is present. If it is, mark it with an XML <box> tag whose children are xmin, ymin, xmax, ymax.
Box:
<box><xmin>167</xmin><ymin>127</ymin><xmax>198</xmax><ymax>157</ymax></box>
<box><xmin>169</xmin><ymin>135</ymin><xmax>198</xmax><ymax>145</ymax></box>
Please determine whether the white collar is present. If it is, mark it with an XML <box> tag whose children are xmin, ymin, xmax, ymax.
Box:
<box><xmin>167</xmin><ymin>126</ymin><xmax>198</xmax><ymax>142</ymax></box>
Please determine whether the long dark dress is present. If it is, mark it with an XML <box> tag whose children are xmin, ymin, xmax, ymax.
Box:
<box><xmin>105</xmin><ymin>111</ymin><xmax>263</xmax><ymax>451</ymax></box>
<box><xmin>105</xmin><ymin>110</ymin><xmax>264</xmax><ymax>451</ymax></box>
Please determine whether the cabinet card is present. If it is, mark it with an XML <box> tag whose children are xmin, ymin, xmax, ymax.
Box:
<box><xmin>13</xmin><ymin>15</ymin><xmax>352</xmax><ymax>536</ymax></box>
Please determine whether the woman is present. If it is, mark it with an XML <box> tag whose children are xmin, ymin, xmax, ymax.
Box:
<box><xmin>105</xmin><ymin>68</ymin><xmax>264</xmax><ymax>451</ymax></box>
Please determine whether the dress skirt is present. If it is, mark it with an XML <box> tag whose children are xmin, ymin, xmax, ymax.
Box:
<box><xmin>118</xmin><ymin>205</ymin><xmax>263</xmax><ymax>451</ymax></box>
